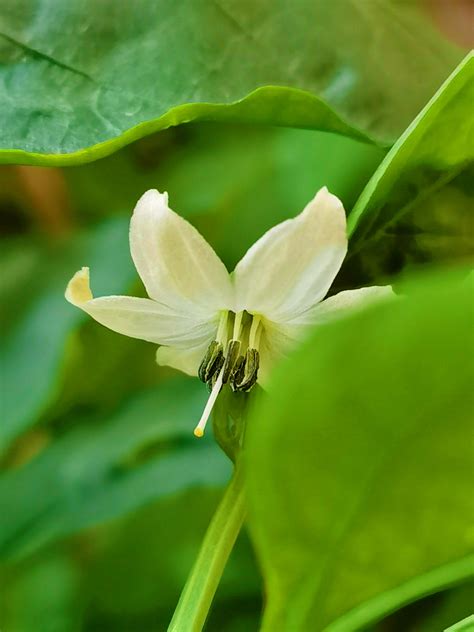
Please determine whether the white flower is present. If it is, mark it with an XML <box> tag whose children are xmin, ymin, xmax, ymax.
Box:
<box><xmin>66</xmin><ymin>188</ymin><xmax>392</xmax><ymax>437</ymax></box>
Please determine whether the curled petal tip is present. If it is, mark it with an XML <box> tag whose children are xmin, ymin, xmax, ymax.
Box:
<box><xmin>65</xmin><ymin>266</ymin><xmax>93</xmax><ymax>306</ymax></box>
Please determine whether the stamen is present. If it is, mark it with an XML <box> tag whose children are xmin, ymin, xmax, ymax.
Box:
<box><xmin>230</xmin><ymin>354</ymin><xmax>245</xmax><ymax>392</ymax></box>
<box><xmin>221</xmin><ymin>339</ymin><xmax>241</xmax><ymax>383</ymax></box>
<box><xmin>232</xmin><ymin>348</ymin><xmax>260</xmax><ymax>392</ymax></box>
<box><xmin>206</xmin><ymin>353</ymin><xmax>224</xmax><ymax>392</ymax></box>
<box><xmin>216</xmin><ymin>310</ymin><xmax>229</xmax><ymax>344</ymax></box>
<box><xmin>195</xmin><ymin>311</ymin><xmax>262</xmax><ymax>436</ymax></box>
<box><xmin>198</xmin><ymin>340</ymin><xmax>222</xmax><ymax>383</ymax></box>
<box><xmin>194</xmin><ymin>366</ymin><xmax>224</xmax><ymax>437</ymax></box>
<box><xmin>233</xmin><ymin>310</ymin><xmax>244</xmax><ymax>339</ymax></box>
<box><xmin>198</xmin><ymin>311</ymin><xmax>228</xmax><ymax>385</ymax></box>
<box><xmin>230</xmin><ymin>354</ymin><xmax>245</xmax><ymax>385</ymax></box>
<box><xmin>249</xmin><ymin>314</ymin><xmax>261</xmax><ymax>348</ymax></box>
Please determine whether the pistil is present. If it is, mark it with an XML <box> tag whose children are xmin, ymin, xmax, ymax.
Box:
<box><xmin>194</xmin><ymin>365</ymin><xmax>224</xmax><ymax>437</ymax></box>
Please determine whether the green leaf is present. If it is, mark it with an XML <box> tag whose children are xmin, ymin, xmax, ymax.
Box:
<box><xmin>347</xmin><ymin>52</ymin><xmax>473</xmax><ymax>248</ymax></box>
<box><xmin>246</xmin><ymin>268</ymin><xmax>474</xmax><ymax>631</ymax></box>
<box><xmin>0</xmin><ymin>378</ymin><xmax>230</xmax><ymax>561</ymax></box>
<box><xmin>0</xmin><ymin>217</ymin><xmax>136</xmax><ymax>452</ymax></box>
<box><xmin>445</xmin><ymin>616</ymin><xmax>474</xmax><ymax>632</ymax></box>
<box><xmin>343</xmin><ymin>169</ymin><xmax>473</xmax><ymax>288</ymax></box>
<box><xmin>0</xmin><ymin>0</ymin><xmax>465</xmax><ymax>164</ymax></box>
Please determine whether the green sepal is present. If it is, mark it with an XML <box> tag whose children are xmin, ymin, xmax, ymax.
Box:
<box><xmin>212</xmin><ymin>386</ymin><xmax>260</xmax><ymax>461</ymax></box>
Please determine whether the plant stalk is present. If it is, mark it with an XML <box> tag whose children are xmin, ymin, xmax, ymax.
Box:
<box><xmin>168</xmin><ymin>464</ymin><xmax>246</xmax><ymax>632</ymax></box>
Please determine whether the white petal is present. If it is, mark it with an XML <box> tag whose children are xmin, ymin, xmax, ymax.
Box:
<box><xmin>130</xmin><ymin>190</ymin><xmax>233</xmax><ymax>315</ymax></box>
<box><xmin>156</xmin><ymin>340</ymin><xmax>211</xmax><ymax>377</ymax></box>
<box><xmin>65</xmin><ymin>267</ymin><xmax>216</xmax><ymax>346</ymax></box>
<box><xmin>257</xmin><ymin>318</ymin><xmax>301</xmax><ymax>386</ymax></box>
<box><xmin>233</xmin><ymin>187</ymin><xmax>347</xmax><ymax>322</ymax></box>
<box><xmin>297</xmin><ymin>285</ymin><xmax>395</xmax><ymax>326</ymax></box>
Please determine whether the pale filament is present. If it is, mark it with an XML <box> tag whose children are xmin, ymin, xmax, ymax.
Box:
<box><xmin>216</xmin><ymin>310</ymin><xmax>229</xmax><ymax>344</ymax></box>
<box><xmin>249</xmin><ymin>314</ymin><xmax>262</xmax><ymax>349</ymax></box>
<box><xmin>233</xmin><ymin>310</ymin><xmax>243</xmax><ymax>339</ymax></box>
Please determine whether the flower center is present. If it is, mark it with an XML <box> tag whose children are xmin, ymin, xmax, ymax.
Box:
<box><xmin>194</xmin><ymin>310</ymin><xmax>261</xmax><ymax>437</ymax></box>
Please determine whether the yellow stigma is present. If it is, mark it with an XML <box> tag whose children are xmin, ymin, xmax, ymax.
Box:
<box><xmin>194</xmin><ymin>428</ymin><xmax>204</xmax><ymax>438</ymax></box>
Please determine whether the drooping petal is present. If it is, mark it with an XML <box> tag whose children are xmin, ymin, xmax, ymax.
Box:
<box><xmin>233</xmin><ymin>187</ymin><xmax>347</xmax><ymax>322</ymax></box>
<box><xmin>130</xmin><ymin>190</ymin><xmax>233</xmax><ymax>315</ymax></box>
<box><xmin>156</xmin><ymin>339</ymin><xmax>212</xmax><ymax>377</ymax></box>
<box><xmin>291</xmin><ymin>285</ymin><xmax>395</xmax><ymax>326</ymax></box>
<box><xmin>65</xmin><ymin>267</ymin><xmax>217</xmax><ymax>346</ymax></box>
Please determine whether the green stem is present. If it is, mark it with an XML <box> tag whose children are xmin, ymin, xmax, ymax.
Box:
<box><xmin>168</xmin><ymin>464</ymin><xmax>246</xmax><ymax>632</ymax></box>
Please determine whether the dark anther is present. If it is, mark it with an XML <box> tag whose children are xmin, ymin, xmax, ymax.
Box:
<box><xmin>221</xmin><ymin>339</ymin><xmax>241</xmax><ymax>384</ymax></box>
<box><xmin>206</xmin><ymin>352</ymin><xmax>225</xmax><ymax>391</ymax></box>
<box><xmin>229</xmin><ymin>355</ymin><xmax>245</xmax><ymax>391</ymax></box>
<box><xmin>198</xmin><ymin>340</ymin><xmax>224</xmax><ymax>383</ymax></box>
<box><xmin>232</xmin><ymin>348</ymin><xmax>259</xmax><ymax>392</ymax></box>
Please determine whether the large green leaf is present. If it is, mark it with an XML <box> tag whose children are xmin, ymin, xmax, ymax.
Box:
<box><xmin>0</xmin><ymin>378</ymin><xmax>230</xmax><ymax>561</ymax></box>
<box><xmin>246</xmin><ymin>269</ymin><xmax>474</xmax><ymax>631</ymax></box>
<box><xmin>347</xmin><ymin>52</ymin><xmax>473</xmax><ymax>249</ymax></box>
<box><xmin>0</xmin><ymin>0</ymin><xmax>465</xmax><ymax>164</ymax></box>
<box><xmin>0</xmin><ymin>217</ymin><xmax>134</xmax><ymax>452</ymax></box>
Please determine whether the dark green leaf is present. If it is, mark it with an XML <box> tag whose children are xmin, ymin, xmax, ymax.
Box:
<box><xmin>0</xmin><ymin>378</ymin><xmax>230</xmax><ymax>561</ymax></box>
<box><xmin>246</xmin><ymin>268</ymin><xmax>474</xmax><ymax>631</ymax></box>
<box><xmin>347</xmin><ymin>53</ymin><xmax>473</xmax><ymax>250</ymax></box>
<box><xmin>0</xmin><ymin>0</ymin><xmax>466</xmax><ymax>164</ymax></box>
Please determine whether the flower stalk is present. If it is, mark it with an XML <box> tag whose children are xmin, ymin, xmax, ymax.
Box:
<box><xmin>168</xmin><ymin>464</ymin><xmax>246</xmax><ymax>632</ymax></box>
